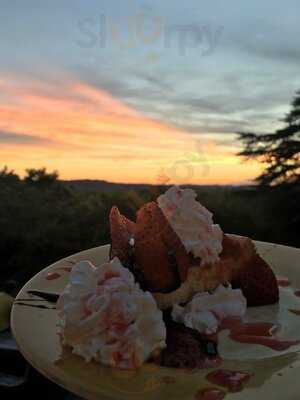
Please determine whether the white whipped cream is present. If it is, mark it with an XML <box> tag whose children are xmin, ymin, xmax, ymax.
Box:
<box><xmin>172</xmin><ymin>285</ymin><xmax>247</xmax><ymax>335</ymax></box>
<box><xmin>57</xmin><ymin>258</ymin><xmax>166</xmax><ymax>369</ymax></box>
<box><xmin>157</xmin><ymin>186</ymin><xmax>223</xmax><ymax>265</ymax></box>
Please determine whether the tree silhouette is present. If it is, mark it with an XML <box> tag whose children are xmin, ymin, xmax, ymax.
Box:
<box><xmin>0</xmin><ymin>166</ymin><xmax>20</xmax><ymax>185</ymax></box>
<box><xmin>24</xmin><ymin>168</ymin><xmax>59</xmax><ymax>186</ymax></box>
<box><xmin>238</xmin><ymin>91</ymin><xmax>300</xmax><ymax>186</ymax></box>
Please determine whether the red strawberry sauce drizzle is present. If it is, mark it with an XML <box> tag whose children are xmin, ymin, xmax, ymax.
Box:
<box><xmin>206</xmin><ymin>369</ymin><xmax>252</xmax><ymax>392</ymax></box>
<box><xmin>294</xmin><ymin>290</ymin><xmax>300</xmax><ymax>297</ymax></box>
<box><xmin>206</xmin><ymin>317</ymin><xmax>299</xmax><ymax>352</ymax></box>
<box><xmin>196</xmin><ymin>317</ymin><xmax>300</xmax><ymax>397</ymax></box>
<box><xmin>46</xmin><ymin>266</ymin><xmax>73</xmax><ymax>280</ymax></box>
<box><xmin>276</xmin><ymin>276</ymin><xmax>290</xmax><ymax>287</ymax></box>
<box><xmin>46</xmin><ymin>272</ymin><xmax>61</xmax><ymax>280</ymax></box>
<box><xmin>195</xmin><ymin>387</ymin><xmax>226</xmax><ymax>400</ymax></box>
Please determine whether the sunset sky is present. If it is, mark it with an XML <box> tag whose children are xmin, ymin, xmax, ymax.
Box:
<box><xmin>1</xmin><ymin>1</ymin><xmax>300</xmax><ymax>184</ymax></box>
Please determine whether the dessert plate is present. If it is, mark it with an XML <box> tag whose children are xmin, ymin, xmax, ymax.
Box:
<box><xmin>11</xmin><ymin>242</ymin><xmax>300</xmax><ymax>400</ymax></box>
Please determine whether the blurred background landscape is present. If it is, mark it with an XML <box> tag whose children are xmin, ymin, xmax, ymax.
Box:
<box><xmin>0</xmin><ymin>165</ymin><xmax>299</xmax><ymax>292</ymax></box>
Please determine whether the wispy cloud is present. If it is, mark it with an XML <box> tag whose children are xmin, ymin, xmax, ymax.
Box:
<box><xmin>0</xmin><ymin>73</ymin><xmax>261</xmax><ymax>184</ymax></box>
<box><xmin>0</xmin><ymin>129</ymin><xmax>53</xmax><ymax>145</ymax></box>
<box><xmin>71</xmin><ymin>61</ymin><xmax>299</xmax><ymax>141</ymax></box>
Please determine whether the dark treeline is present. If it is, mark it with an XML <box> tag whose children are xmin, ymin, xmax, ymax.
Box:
<box><xmin>0</xmin><ymin>167</ymin><xmax>298</xmax><ymax>292</ymax></box>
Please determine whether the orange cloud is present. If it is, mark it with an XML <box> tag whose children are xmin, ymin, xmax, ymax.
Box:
<box><xmin>0</xmin><ymin>75</ymin><xmax>260</xmax><ymax>184</ymax></box>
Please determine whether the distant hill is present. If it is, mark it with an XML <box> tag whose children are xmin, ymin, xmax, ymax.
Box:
<box><xmin>63</xmin><ymin>179</ymin><xmax>159</xmax><ymax>193</ymax></box>
<box><xmin>63</xmin><ymin>179</ymin><xmax>255</xmax><ymax>193</ymax></box>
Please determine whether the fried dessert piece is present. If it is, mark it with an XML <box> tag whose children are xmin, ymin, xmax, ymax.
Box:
<box><xmin>231</xmin><ymin>251</ymin><xmax>280</xmax><ymax>307</ymax></box>
<box><xmin>154</xmin><ymin>234</ymin><xmax>279</xmax><ymax>309</ymax></box>
<box><xmin>110</xmin><ymin>202</ymin><xmax>190</xmax><ymax>292</ymax></box>
<box><xmin>134</xmin><ymin>201</ymin><xmax>190</xmax><ymax>292</ymax></box>
<box><xmin>110</xmin><ymin>204</ymin><xmax>279</xmax><ymax>309</ymax></box>
<box><xmin>109</xmin><ymin>206</ymin><xmax>136</xmax><ymax>266</ymax></box>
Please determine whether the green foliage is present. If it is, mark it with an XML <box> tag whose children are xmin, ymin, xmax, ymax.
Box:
<box><xmin>24</xmin><ymin>168</ymin><xmax>59</xmax><ymax>186</ymax></box>
<box><xmin>0</xmin><ymin>167</ymin><xmax>298</xmax><ymax>290</ymax></box>
<box><xmin>238</xmin><ymin>90</ymin><xmax>300</xmax><ymax>186</ymax></box>
<box><xmin>0</xmin><ymin>166</ymin><xmax>20</xmax><ymax>185</ymax></box>
<box><xmin>238</xmin><ymin>90</ymin><xmax>300</xmax><ymax>244</ymax></box>
<box><xmin>0</xmin><ymin>168</ymin><xmax>105</xmax><ymax>287</ymax></box>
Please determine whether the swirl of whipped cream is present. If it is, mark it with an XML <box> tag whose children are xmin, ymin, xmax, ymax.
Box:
<box><xmin>157</xmin><ymin>185</ymin><xmax>223</xmax><ymax>265</ymax></box>
<box><xmin>57</xmin><ymin>257</ymin><xmax>166</xmax><ymax>369</ymax></box>
<box><xmin>172</xmin><ymin>285</ymin><xmax>247</xmax><ymax>335</ymax></box>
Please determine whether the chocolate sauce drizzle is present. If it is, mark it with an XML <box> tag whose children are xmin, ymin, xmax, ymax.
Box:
<box><xmin>14</xmin><ymin>290</ymin><xmax>60</xmax><ymax>310</ymax></box>
<box><xmin>27</xmin><ymin>290</ymin><xmax>59</xmax><ymax>303</ymax></box>
<box><xmin>14</xmin><ymin>302</ymin><xmax>56</xmax><ymax>310</ymax></box>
